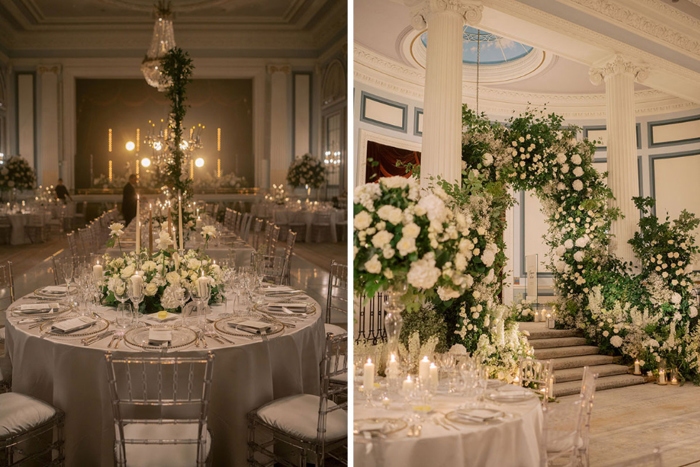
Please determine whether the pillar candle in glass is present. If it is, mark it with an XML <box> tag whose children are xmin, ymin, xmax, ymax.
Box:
<box><xmin>363</xmin><ymin>358</ymin><xmax>375</xmax><ymax>390</ymax></box>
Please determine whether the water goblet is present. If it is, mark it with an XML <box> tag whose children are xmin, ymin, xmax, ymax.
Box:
<box><xmin>178</xmin><ymin>285</ymin><xmax>192</xmax><ymax>326</ymax></box>
<box><xmin>115</xmin><ymin>302</ymin><xmax>133</xmax><ymax>331</ymax></box>
<box><xmin>128</xmin><ymin>282</ymin><xmax>145</xmax><ymax>324</ymax></box>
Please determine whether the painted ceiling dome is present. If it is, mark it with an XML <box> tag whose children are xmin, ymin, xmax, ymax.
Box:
<box><xmin>421</xmin><ymin>26</ymin><xmax>535</xmax><ymax>65</ymax></box>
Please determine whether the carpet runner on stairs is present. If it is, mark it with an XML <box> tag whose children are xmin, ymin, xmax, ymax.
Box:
<box><xmin>519</xmin><ymin>322</ymin><xmax>646</xmax><ymax>397</ymax></box>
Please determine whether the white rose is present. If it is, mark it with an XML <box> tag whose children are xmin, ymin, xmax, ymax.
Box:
<box><xmin>121</xmin><ymin>265</ymin><xmax>135</xmax><ymax>279</ymax></box>
<box><xmin>556</xmin><ymin>153</ymin><xmax>567</xmax><ymax>164</ymax></box>
<box><xmin>377</xmin><ymin>205</ymin><xmax>402</xmax><ymax>225</ymax></box>
<box><xmin>371</xmin><ymin>230</ymin><xmax>393</xmax><ymax>249</ymax></box>
<box><xmin>142</xmin><ymin>261</ymin><xmax>157</xmax><ymax>272</ymax></box>
<box><xmin>575</xmin><ymin>237</ymin><xmax>589</xmax><ymax>248</ymax></box>
<box><xmin>483</xmin><ymin>153</ymin><xmax>494</xmax><ymax>166</ymax></box>
<box><xmin>354</xmin><ymin>211</ymin><xmax>372</xmax><ymax>231</ymax></box>
<box><xmin>555</xmin><ymin>245</ymin><xmax>566</xmax><ymax>256</ymax></box>
<box><xmin>603</xmin><ymin>330</ymin><xmax>609</xmax><ymax>337</ymax></box>
<box><xmin>574</xmin><ymin>251</ymin><xmax>585</xmax><ymax>262</ymax></box>
<box><xmin>437</xmin><ymin>286</ymin><xmax>461</xmax><ymax>301</ymax></box>
<box><xmin>396</xmin><ymin>237</ymin><xmax>417</xmax><ymax>256</ymax></box>
<box><xmin>188</xmin><ymin>258</ymin><xmax>201</xmax><ymax>270</ymax></box>
<box><xmin>166</xmin><ymin>271</ymin><xmax>181</xmax><ymax>284</ymax></box>
<box><xmin>573</xmin><ymin>180</ymin><xmax>584</xmax><ymax>191</ymax></box>
<box><xmin>671</xmin><ymin>293</ymin><xmax>682</xmax><ymax>305</ymax></box>
<box><xmin>571</xmin><ymin>154</ymin><xmax>582</xmax><ymax>165</ymax></box>
<box><xmin>417</xmin><ymin>194</ymin><xmax>447</xmax><ymax>223</ymax></box>
<box><xmin>610</xmin><ymin>335</ymin><xmax>623</xmax><ymax>348</ymax></box>
<box><xmin>145</xmin><ymin>283</ymin><xmax>158</xmax><ymax>296</ymax></box>
<box><xmin>481</xmin><ymin>249</ymin><xmax>496</xmax><ymax>267</ymax></box>
<box><xmin>561</xmin><ymin>164</ymin><xmax>570</xmax><ymax>174</ymax></box>
<box><xmin>364</xmin><ymin>255</ymin><xmax>382</xmax><ymax>274</ymax></box>
<box><xmin>573</xmin><ymin>167</ymin><xmax>584</xmax><ymax>177</ymax></box>
<box><xmin>690</xmin><ymin>306</ymin><xmax>698</xmax><ymax>318</ymax></box>
<box><xmin>402</xmin><ymin>223</ymin><xmax>420</xmax><ymax>239</ymax></box>
<box><xmin>564</xmin><ymin>239</ymin><xmax>574</xmax><ymax>249</ymax></box>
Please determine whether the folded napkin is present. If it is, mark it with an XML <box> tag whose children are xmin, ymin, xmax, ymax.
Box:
<box><xmin>42</xmin><ymin>286</ymin><xmax>68</xmax><ymax>294</ymax></box>
<box><xmin>145</xmin><ymin>312</ymin><xmax>178</xmax><ymax>323</ymax></box>
<box><xmin>356</xmin><ymin>421</ymin><xmax>387</xmax><ymax>433</ymax></box>
<box><xmin>51</xmin><ymin>317</ymin><xmax>95</xmax><ymax>334</ymax></box>
<box><xmin>19</xmin><ymin>303</ymin><xmax>60</xmax><ymax>314</ymax></box>
<box><xmin>263</xmin><ymin>286</ymin><xmax>294</xmax><ymax>292</ymax></box>
<box><xmin>229</xmin><ymin>319</ymin><xmax>273</xmax><ymax>334</ymax></box>
<box><xmin>452</xmin><ymin>409</ymin><xmax>502</xmax><ymax>422</ymax></box>
<box><xmin>493</xmin><ymin>386</ymin><xmax>531</xmax><ymax>400</ymax></box>
<box><xmin>148</xmin><ymin>329</ymin><xmax>172</xmax><ymax>345</ymax></box>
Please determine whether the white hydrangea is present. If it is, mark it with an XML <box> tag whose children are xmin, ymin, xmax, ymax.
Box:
<box><xmin>407</xmin><ymin>253</ymin><xmax>441</xmax><ymax>289</ymax></box>
<box><xmin>417</xmin><ymin>194</ymin><xmax>448</xmax><ymax>223</ymax></box>
<box><xmin>379</xmin><ymin>176</ymin><xmax>409</xmax><ymax>190</ymax></box>
<box><xmin>555</xmin><ymin>245</ymin><xmax>566</xmax><ymax>256</ymax></box>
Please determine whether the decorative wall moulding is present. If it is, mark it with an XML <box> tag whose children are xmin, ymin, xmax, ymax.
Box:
<box><xmin>409</xmin><ymin>0</ymin><xmax>484</xmax><ymax>30</ymax></box>
<box><xmin>267</xmin><ymin>65</ymin><xmax>292</xmax><ymax>75</ymax></box>
<box><xmin>37</xmin><ymin>65</ymin><xmax>61</xmax><ymax>75</ymax></box>
<box><xmin>589</xmin><ymin>55</ymin><xmax>649</xmax><ymax>85</ymax></box>
<box><xmin>354</xmin><ymin>44</ymin><xmax>700</xmax><ymax>119</ymax></box>
<box><xmin>359</xmin><ymin>91</ymin><xmax>408</xmax><ymax>133</ymax></box>
<box><xmin>648</xmin><ymin>115</ymin><xmax>700</xmax><ymax>148</ymax></box>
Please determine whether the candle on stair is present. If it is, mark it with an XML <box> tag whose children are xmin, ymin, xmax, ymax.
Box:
<box><xmin>634</xmin><ymin>360</ymin><xmax>641</xmax><ymax>375</ymax></box>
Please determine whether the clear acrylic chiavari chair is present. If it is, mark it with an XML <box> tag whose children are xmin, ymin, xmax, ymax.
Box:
<box><xmin>247</xmin><ymin>333</ymin><xmax>347</xmax><ymax>467</ymax></box>
<box><xmin>519</xmin><ymin>358</ymin><xmax>554</xmax><ymax>405</ymax></box>
<box><xmin>325</xmin><ymin>261</ymin><xmax>347</xmax><ymax>337</ymax></box>
<box><xmin>0</xmin><ymin>260</ymin><xmax>15</xmax><ymax>393</ymax></box>
<box><xmin>104</xmin><ymin>352</ymin><xmax>215</xmax><ymax>467</ymax></box>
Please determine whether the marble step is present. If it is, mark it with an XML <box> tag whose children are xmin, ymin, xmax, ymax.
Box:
<box><xmin>550</xmin><ymin>354</ymin><xmax>616</xmax><ymax>370</ymax></box>
<box><xmin>534</xmin><ymin>345</ymin><xmax>600</xmax><ymax>360</ymax></box>
<box><xmin>554</xmin><ymin>364</ymin><xmax>630</xmax><ymax>383</ymax></box>
<box><xmin>554</xmin><ymin>374</ymin><xmax>646</xmax><ymax>397</ymax></box>
<box><xmin>529</xmin><ymin>337</ymin><xmax>588</xmax><ymax>349</ymax></box>
<box><xmin>521</xmin><ymin>327</ymin><xmax>583</xmax><ymax>340</ymax></box>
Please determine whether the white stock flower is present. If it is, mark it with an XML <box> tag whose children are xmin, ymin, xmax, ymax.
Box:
<box><xmin>354</xmin><ymin>211</ymin><xmax>372</xmax><ymax>231</ymax></box>
<box><xmin>364</xmin><ymin>255</ymin><xmax>382</xmax><ymax>274</ymax></box>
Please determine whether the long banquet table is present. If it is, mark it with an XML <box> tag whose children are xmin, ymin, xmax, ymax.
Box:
<box><xmin>5</xmin><ymin>293</ymin><xmax>325</xmax><ymax>466</ymax></box>
<box><xmin>354</xmin><ymin>388</ymin><xmax>544</xmax><ymax>467</ymax></box>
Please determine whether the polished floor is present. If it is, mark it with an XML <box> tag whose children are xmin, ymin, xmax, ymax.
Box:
<box><xmin>559</xmin><ymin>382</ymin><xmax>700</xmax><ymax>466</ymax></box>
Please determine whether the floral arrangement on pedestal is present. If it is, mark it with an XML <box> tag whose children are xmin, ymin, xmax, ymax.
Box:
<box><xmin>100</xmin><ymin>239</ymin><xmax>224</xmax><ymax>314</ymax></box>
<box><xmin>0</xmin><ymin>156</ymin><xmax>36</xmax><ymax>191</ymax></box>
<box><xmin>286</xmin><ymin>153</ymin><xmax>326</xmax><ymax>189</ymax></box>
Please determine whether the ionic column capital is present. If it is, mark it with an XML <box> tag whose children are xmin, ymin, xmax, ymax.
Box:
<box><xmin>409</xmin><ymin>0</ymin><xmax>483</xmax><ymax>30</ymax></box>
<box><xmin>589</xmin><ymin>55</ymin><xmax>649</xmax><ymax>85</ymax></box>
<box><xmin>37</xmin><ymin>65</ymin><xmax>61</xmax><ymax>75</ymax></box>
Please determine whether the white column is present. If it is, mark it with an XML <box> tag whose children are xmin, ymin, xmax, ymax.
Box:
<box><xmin>267</xmin><ymin>64</ymin><xmax>291</xmax><ymax>188</ymax></box>
<box><xmin>38</xmin><ymin>65</ymin><xmax>61</xmax><ymax>188</ymax></box>
<box><xmin>410</xmin><ymin>0</ymin><xmax>482</xmax><ymax>186</ymax></box>
<box><xmin>590</xmin><ymin>56</ymin><xmax>648</xmax><ymax>265</ymax></box>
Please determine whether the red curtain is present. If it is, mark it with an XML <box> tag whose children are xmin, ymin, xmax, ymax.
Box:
<box><xmin>365</xmin><ymin>141</ymin><xmax>421</xmax><ymax>183</ymax></box>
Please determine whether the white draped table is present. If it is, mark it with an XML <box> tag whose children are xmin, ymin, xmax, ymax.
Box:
<box><xmin>354</xmin><ymin>391</ymin><xmax>544</xmax><ymax>467</ymax></box>
<box><xmin>5</xmin><ymin>295</ymin><xmax>325</xmax><ymax>466</ymax></box>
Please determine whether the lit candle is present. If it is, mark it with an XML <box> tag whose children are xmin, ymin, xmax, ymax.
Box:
<box><xmin>196</xmin><ymin>271</ymin><xmax>209</xmax><ymax>297</ymax></box>
<box><xmin>402</xmin><ymin>375</ymin><xmax>415</xmax><ymax>393</ymax></box>
<box><xmin>196</xmin><ymin>216</ymin><xmax>202</xmax><ymax>229</ymax></box>
<box><xmin>634</xmin><ymin>360</ymin><xmax>641</xmax><ymax>375</ymax></box>
<box><xmin>92</xmin><ymin>260</ymin><xmax>103</xmax><ymax>281</ymax></box>
<box><xmin>548</xmin><ymin>376</ymin><xmax>554</xmax><ymax>397</ymax></box>
<box><xmin>178</xmin><ymin>191</ymin><xmax>183</xmax><ymax>250</ymax></box>
<box><xmin>388</xmin><ymin>353</ymin><xmax>399</xmax><ymax>377</ymax></box>
<box><xmin>419</xmin><ymin>356</ymin><xmax>431</xmax><ymax>383</ymax></box>
<box><xmin>430</xmin><ymin>362</ymin><xmax>439</xmax><ymax>388</ymax></box>
<box><xmin>363</xmin><ymin>358</ymin><xmax>375</xmax><ymax>390</ymax></box>
<box><xmin>135</xmin><ymin>194</ymin><xmax>140</xmax><ymax>254</ymax></box>
<box><xmin>671</xmin><ymin>375</ymin><xmax>679</xmax><ymax>385</ymax></box>
<box><xmin>658</xmin><ymin>369</ymin><xmax>666</xmax><ymax>385</ymax></box>
<box><xmin>148</xmin><ymin>204</ymin><xmax>153</xmax><ymax>254</ymax></box>
<box><xmin>130</xmin><ymin>273</ymin><xmax>143</xmax><ymax>296</ymax></box>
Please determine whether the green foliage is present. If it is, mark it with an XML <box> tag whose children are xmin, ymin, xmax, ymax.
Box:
<box><xmin>399</xmin><ymin>303</ymin><xmax>449</xmax><ymax>352</ymax></box>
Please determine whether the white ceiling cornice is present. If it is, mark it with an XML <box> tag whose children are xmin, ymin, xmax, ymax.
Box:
<box><xmin>558</xmin><ymin>0</ymin><xmax>700</xmax><ymax>61</ymax></box>
<box><xmin>354</xmin><ymin>44</ymin><xmax>700</xmax><ymax>119</ymax></box>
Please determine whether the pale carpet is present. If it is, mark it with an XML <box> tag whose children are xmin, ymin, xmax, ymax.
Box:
<box><xmin>559</xmin><ymin>383</ymin><xmax>700</xmax><ymax>466</ymax></box>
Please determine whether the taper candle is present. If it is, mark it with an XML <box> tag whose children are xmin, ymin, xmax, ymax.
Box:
<box><xmin>135</xmin><ymin>194</ymin><xmax>140</xmax><ymax>254</ymax></box>
<box><xmin>178</xmin><ymin>191</ymin><xmax>183</xmax><ymax>250</ymax></box>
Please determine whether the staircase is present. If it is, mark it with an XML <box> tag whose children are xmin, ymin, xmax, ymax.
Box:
<box><xmin>520</xmin><ymin>322</ymin><xmax>647</xmax><ymax>397</ymax></box>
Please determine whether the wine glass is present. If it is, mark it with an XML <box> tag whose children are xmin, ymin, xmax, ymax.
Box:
<box><xmin>128</xmin><ymin>278</ymin><xmax>145</xmax><ymax>324</ymax></box>
<box><xmin>192</xmin><ymin>276</ymin><xmax>211</xmax><ymax>330</ymax></box>
<box><xmin>178</xmin><ymin>285</ymin><xmax>192</xmax><ymax>326</ymax></box>
<box><xmin>56</xmin><ymin>257</ymin><xmax>76</xmax><ymax>296</ymax></box>
<box><xmin>115</xmin><ymin>302</ymin><xmax>133</xmax><ymax>332</ymax></box>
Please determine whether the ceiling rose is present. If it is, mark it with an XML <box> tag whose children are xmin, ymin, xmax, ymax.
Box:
<box><xmin>100</xmin><ymin>0</ymin><xmax>231</xmax><ymax>13</ymax></box>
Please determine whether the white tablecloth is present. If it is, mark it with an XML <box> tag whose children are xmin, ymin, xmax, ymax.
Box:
<box><xmin>7</xmin><ymin>211</ymin><xmax>53</xmax><ymax>245</ymax></box>
<box><xmin>354</xmin><ymin>391</ymin><xmax>543</xmax><ymax>467</ymax></box>
<box><xmin>5</xmin><ymin>295</ymin><xmax>326</xmax><ymax>466</ymax></box>
<box><xmin>272</xmin><ymin>209</ymin><xmax>344</xmax><ymax>243</ymax></box>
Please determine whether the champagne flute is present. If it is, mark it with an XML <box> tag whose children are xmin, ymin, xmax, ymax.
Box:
<box><xmin>128</xmin><ymin>279</ymin><xmax>145</xmax><ymax>324</ymax></box>
<box><xmin>192</xmin><ymin>276</ymin><xmax>211</xmax><ymax>330</ymax></box>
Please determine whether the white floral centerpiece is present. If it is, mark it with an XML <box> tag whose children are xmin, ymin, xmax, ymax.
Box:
<box><xmin>354</xmin><ymin>176</ymin><xmax>491</xmax><ymax>306</ymax></box>
<box><xmin>100</xmin><ymin>234</ymin><xmax>224</xmax><ymax>314</ymax></box>
<box><xmin>0</xmin><ymin>155</ymin><xmax>36</xmax><ymax>192</ymax></box>
<box><xmin>286</xmin><ymin>153</ymin><xmax>326</xmax><ymax>189</ymax></box>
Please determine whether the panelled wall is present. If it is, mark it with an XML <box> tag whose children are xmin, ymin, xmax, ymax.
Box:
<box><xmin>0</xmin><ymin>37</ymin><xmax>346</xmax><ymax>194</ymax></box>
<box><xmin>353</xmin><ymin>82</ymin><xmax>700</xmax><ymax>281</ymax></box>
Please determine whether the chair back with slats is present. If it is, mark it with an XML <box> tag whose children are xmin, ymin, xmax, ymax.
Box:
<box><xmin>0</xmin><ymin>261</ymin><xmax>15</xmax><ymax>306</ymax></box>
<box><xmin>105</xmin><ymin>352</ymin><xmax>215</xmax><ymax>467</ymax></box>
<box><xmin>66</xmin><ymin>232</ymin><xmax>79</xmax><ymax>256</ymax></box>
<box><xmin>282</xmin><ymin>231</ymin><xmax>297</xmax><ymax>285</ymax></box>
<box><xmin>325</xmin><ymin>261</ymin><xmax>347</xmax><ymax>325</ymax></box>
<box><xmin>253</xmin><ymin>254</ymin><xmax>286</xmax><ymax>285</ymax></box>
<box><xmin>318</xmin><ymin>333</ymin><xmax>348</xmax><ymax>454</ymax></box>
<box><xmin>266</xmin><ymin>225</ymin><xmax>280</xmax><ymax>256</ymax></box>
<box><xmin>239</xmin><ymin>213</ymin><xmax>251</xmax><ymax>238</ymax></box>
<box><xmin>519</xmin><ymin>358</ymin><xmax>554</xmax><ymax>404</ymax></box>
<box><xmin>252</xmin><ymin>218</ymin><xmax>264</xmax><ymax>249</ymax></box>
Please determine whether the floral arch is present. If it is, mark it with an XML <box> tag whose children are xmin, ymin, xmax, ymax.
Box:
<box><xmin>354</xmin><ymin>107</ymin><xmax>700</xmax><ymax>382</ymax></box>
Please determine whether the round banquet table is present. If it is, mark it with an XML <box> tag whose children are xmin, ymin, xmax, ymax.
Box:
<box><xmin>354</xmin><ymin>389</ymin><xmax>544</xmax><ymax>467</ymax></box>
<box><xmin>5</xmin><ymin>294</ymin><xmax>326</xmax><ymax>466</ymax></box>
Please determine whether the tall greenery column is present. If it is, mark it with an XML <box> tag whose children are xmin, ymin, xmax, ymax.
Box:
<box><xmin>590</xmin><ymin>55</ymin><xmax>648</xmax><ymax>265</ymax></box>
<box><xmin>410</xmin><ymin>0</ymin><xmax>482</xmax><ymax>186</ymax></box>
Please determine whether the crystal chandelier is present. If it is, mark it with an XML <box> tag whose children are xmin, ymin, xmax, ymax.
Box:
<box><xmin>141</xmin><ymin>1</ymin><xmax>176</xmax><ymax>92</ymax></box>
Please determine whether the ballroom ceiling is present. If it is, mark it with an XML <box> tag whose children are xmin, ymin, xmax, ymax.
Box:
<box><xmin>355</xmin><ymin>0</ymin><xmax>700</xmax><ymax>109</ymax></box>
<box><xmin>0</xmin><ymin>0</ymin><xmax>346</xmax><ymax>57</ymax></box>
